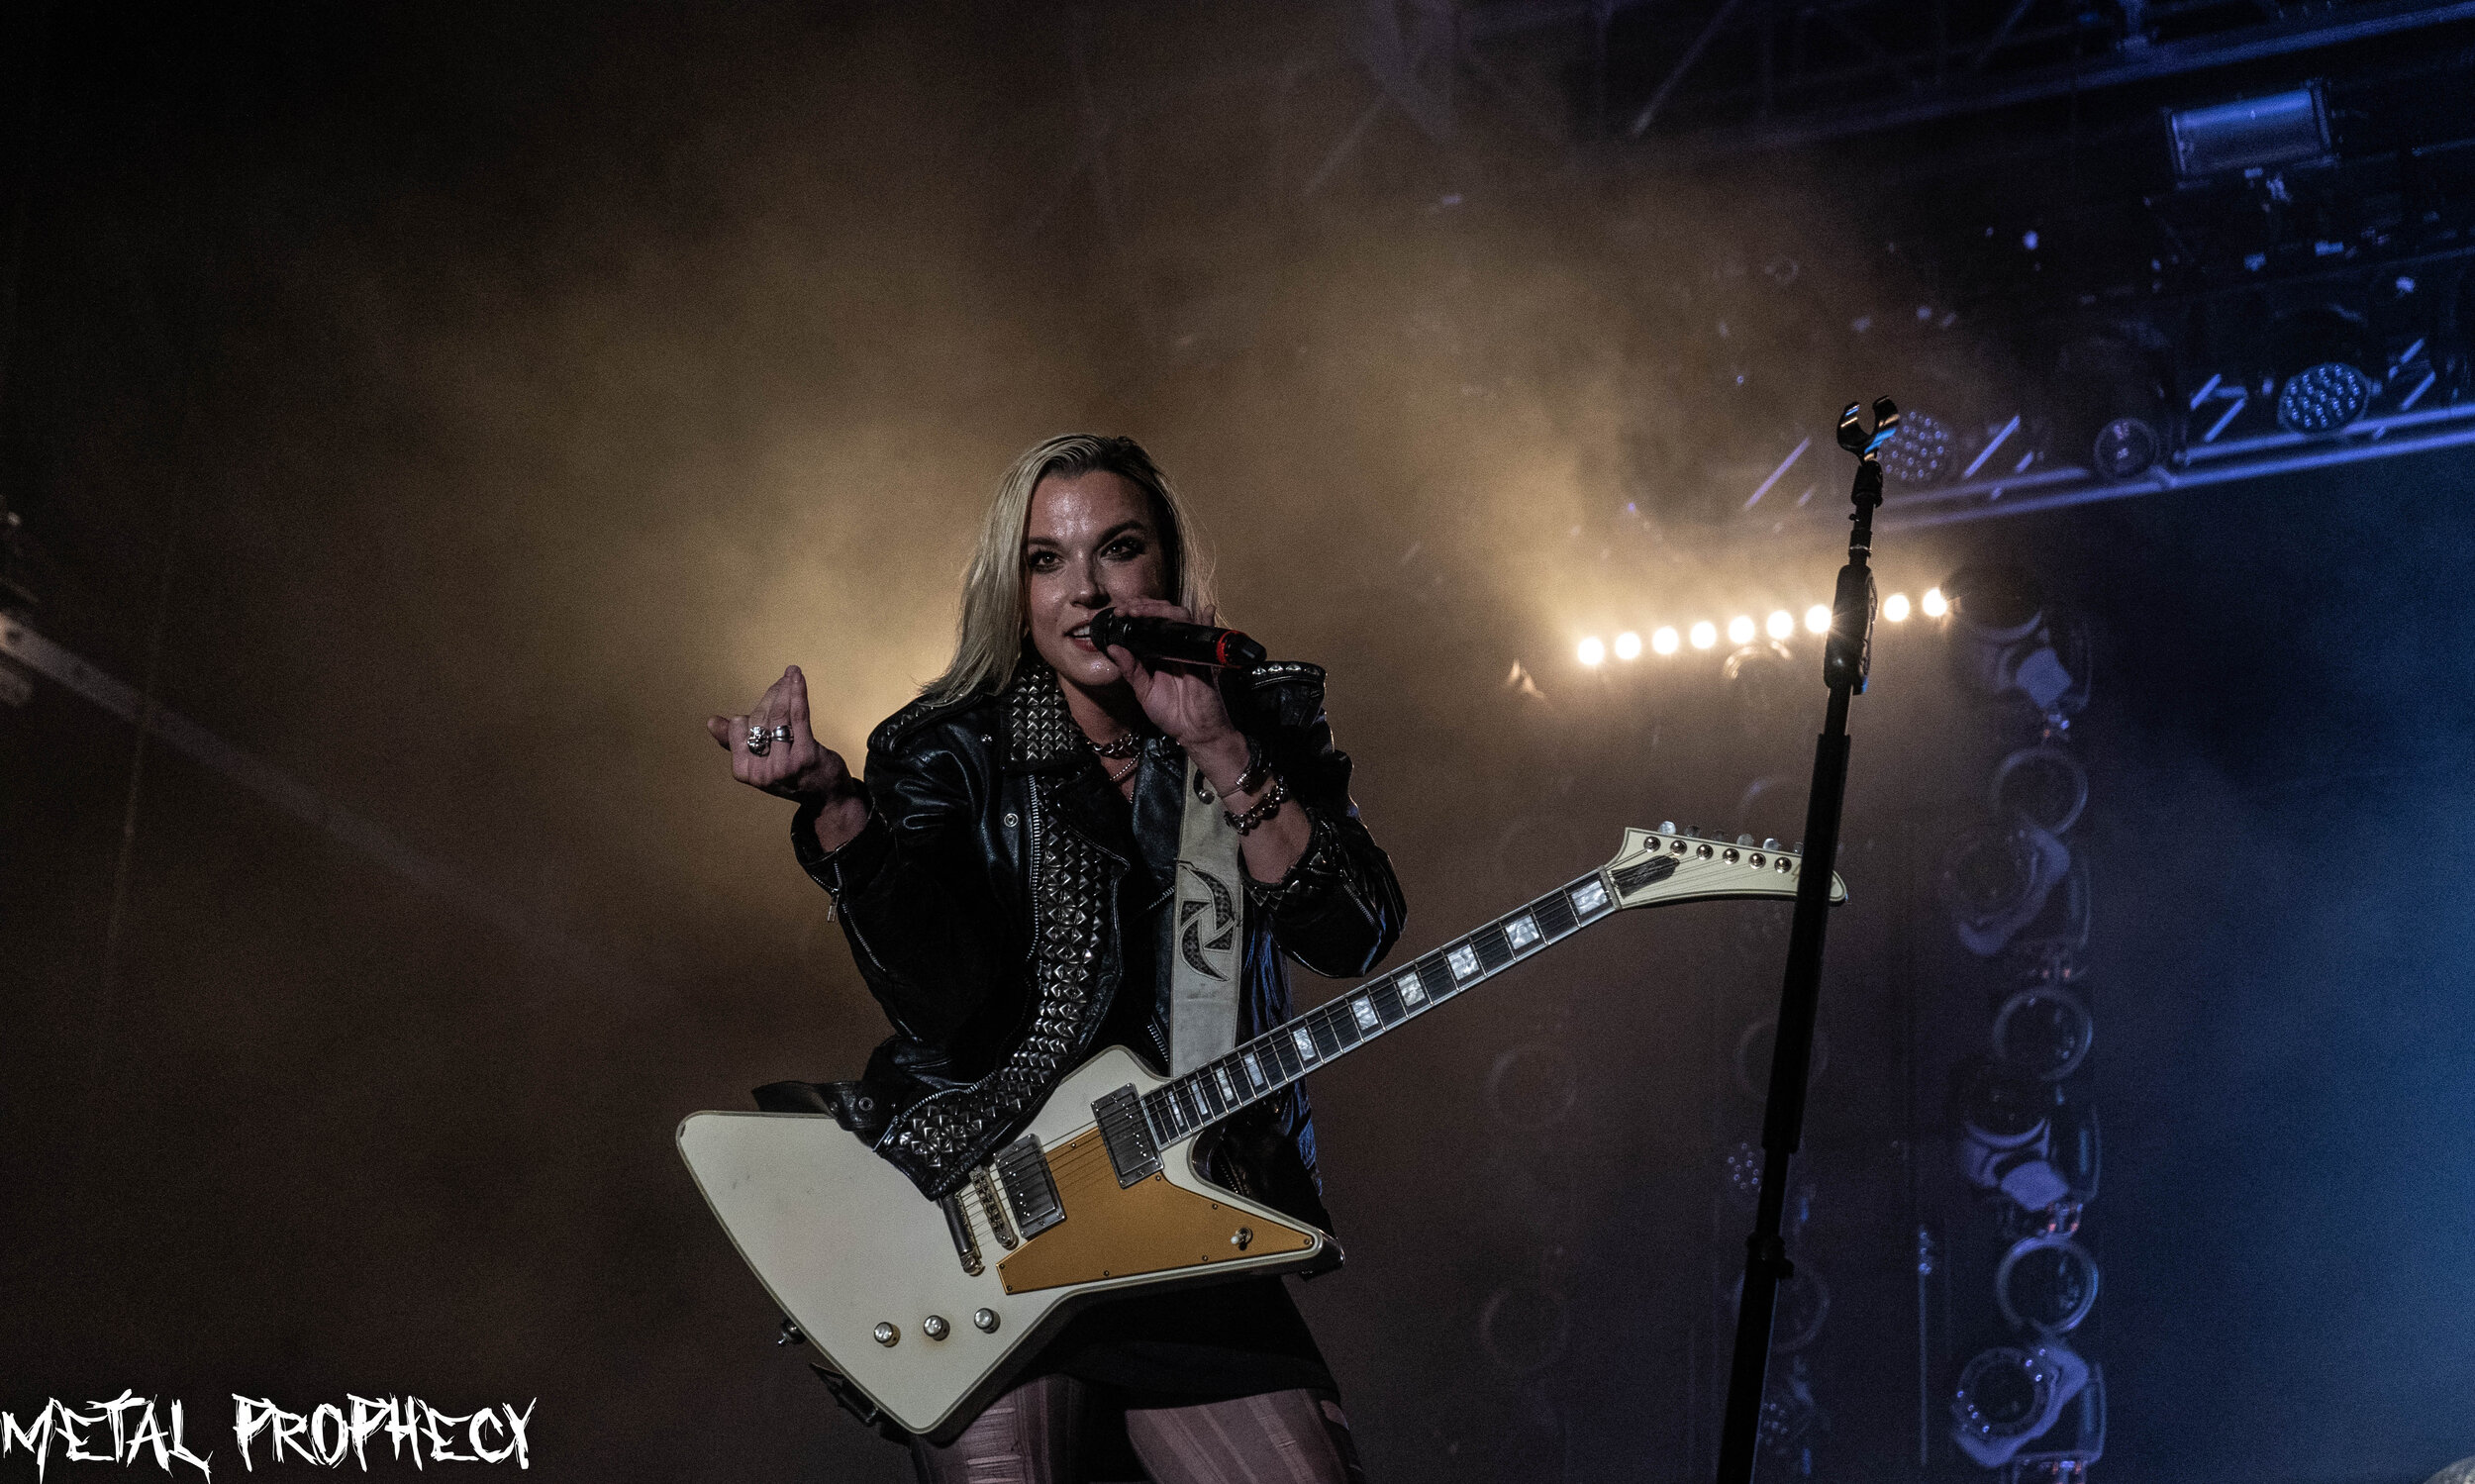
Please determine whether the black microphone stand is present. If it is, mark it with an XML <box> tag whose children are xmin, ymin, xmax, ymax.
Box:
<box><xmin>1713</xmin><ymin>398</ymin><xmax>1896</xmax><ymax>1484</ymax></box>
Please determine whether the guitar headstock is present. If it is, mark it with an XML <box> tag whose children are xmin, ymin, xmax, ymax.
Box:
<box><xmin>1601</xmin><ymin>827</ymin><xmax>1848</xmax><ymax>909</ymax></box>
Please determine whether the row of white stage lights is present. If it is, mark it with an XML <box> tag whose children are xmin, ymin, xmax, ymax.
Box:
<box><xmin>1576</xmin><ymin>587</ymin><xmax>1947</xmax><ymax>667</ymax></box>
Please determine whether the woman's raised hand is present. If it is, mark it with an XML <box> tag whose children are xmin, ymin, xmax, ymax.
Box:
<box><xmin>707</xmin><ymin>664</ymin><xmax>856</xmax><ymax>804</ymax></box>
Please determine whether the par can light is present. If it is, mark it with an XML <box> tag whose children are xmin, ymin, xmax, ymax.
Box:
<box><xmin>2276</xmin><ymin>361</ymin><xmax>2373</xmax><ymax>436</ymax></box>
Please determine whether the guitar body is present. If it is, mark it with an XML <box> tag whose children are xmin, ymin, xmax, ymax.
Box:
<box><xmin>684</xmin><ymin>826</ymin><xmax>1846</xmax><ymax>1443</ymax></box>
<box><xmin>678</xmin><ymin>1044</ymin><xmax>1327</xmax><ymax>1442</ymax></box>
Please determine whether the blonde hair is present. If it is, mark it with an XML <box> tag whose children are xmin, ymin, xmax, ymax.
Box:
<box><xmin>922</xmin><ymin>435</ymin><xmax>1216</xmax><ymax>704</ymax></box>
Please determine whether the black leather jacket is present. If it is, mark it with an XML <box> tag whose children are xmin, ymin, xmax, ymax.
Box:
<box><xmin>784</xmin><ymin>654</ymin><xmax>1405</xmax><ymax>1237</ymax></box>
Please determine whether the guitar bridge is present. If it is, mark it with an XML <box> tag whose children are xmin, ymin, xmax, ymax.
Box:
<box><xmin>1095</xmin><ymin>1084</ymin><xmax>1161</xmax><ymax>1187</ymax></box>
<box><xmin>971</xmin><ymin>1166</ymin><xmax>1019</xmax><ymax>1249</ymax></box>
<box><xmin>939</xmin><ymin>1192</ymin><xmax>983</xmax><ymax>1275</ymax></box>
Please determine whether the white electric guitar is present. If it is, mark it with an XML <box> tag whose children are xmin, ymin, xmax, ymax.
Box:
<box><xmin>679</xmin><ymin>826</ymin><xmax>1845</xmax><ymax>1441</ymax></box>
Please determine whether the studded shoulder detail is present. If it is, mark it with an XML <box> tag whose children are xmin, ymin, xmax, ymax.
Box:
<box><xmin>1002</xmin><ymin>659</ymin><xmax>1090</xmax><ymax>771</ymax></box>
<box><xmin>867</xmin><ymin>690</ymin><xmax>980</xmax><ymax>758</ymax></box>
<box><xmin>1244</xmin><ymin>659</ymin><xmax>1326</xmax><ymax>688</ymax></box>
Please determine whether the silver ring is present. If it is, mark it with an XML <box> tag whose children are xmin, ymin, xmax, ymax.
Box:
<box><xmin>746</xmin><ymin>725</ymin><xmax>770</xmax><ymax>756</ymax></box>
<box><xmin>770</xmin><ymin>725</ymin><xmax>793</xmax><ymax>743</ymax></box>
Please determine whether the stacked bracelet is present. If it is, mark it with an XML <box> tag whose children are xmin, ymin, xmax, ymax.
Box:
<box><xmin>1225</xmin><ymin>743</ymin><xmax>1272</xmax><ymax>801</ymax></box>
<box><xmin>1225</xmin><ymin>776</ymin><xmax>1289</xmax><ymax>836</ymax></box>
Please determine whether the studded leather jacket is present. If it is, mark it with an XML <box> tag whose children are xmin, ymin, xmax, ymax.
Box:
<box><xmin>783</xmin><ymin>655</ymin><xmax>1406</xmax><ymax>1236</ymax></box>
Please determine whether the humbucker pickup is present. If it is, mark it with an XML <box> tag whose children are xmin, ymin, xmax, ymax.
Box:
<box><xmin>993</xmin><ymin>1134</ymin><xmax>1064</xmax><ymax>1239</ymax></box>
<box><xmin>1094</xmin><ymin>1085</ymin><xmax>1161</xmax><ymax>1187</ymax></box>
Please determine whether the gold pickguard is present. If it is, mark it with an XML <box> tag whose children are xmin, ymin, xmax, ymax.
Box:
<box><xmin>996</xmin><ymin>1128</ymin><xmax>1318</xmax><ymax>1294</ymax></box>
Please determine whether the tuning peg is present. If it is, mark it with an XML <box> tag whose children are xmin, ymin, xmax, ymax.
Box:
<box><xmin>1763</xmin><ymin>839</ymin><xmax>1782</xmax><ymax>851</ymax></box>
<box><xmin>1736</xmin><ymin>834</ymin><xmax>1754</xmax><ymax>846</ymax></box>
<box><xmin>1660</xmin><ymin>821</ymin><xmax>1677</xmax><ymax>834</ymax></box>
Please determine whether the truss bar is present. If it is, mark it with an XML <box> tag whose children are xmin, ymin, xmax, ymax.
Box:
<box><xmin>0</xmin><ymin>618</ymin><xmax>676</xmax><ymax>1007</ymax></box>
<box><xmin>1634</xmin><ymin>0</ymin><xmax>2475</xmax><ymax>158</ymax></box>
<box><xmin>1969</xmin><ymin>0</ymin><xmax>2045</xmax><ymax>70</ymax></box>
<box><xmin>1628</xmin><ymin>0</ymin><xmax>1755</xmax><ymax>136</ymax></box>
<box><xmin>2183</xmin><ymin>396</ymin><xmax>2475</xmax><ymax>461</ymax></box>
<box><xmin>1302</xmin><ymin>92</ymin><xmax>1391</xmax><ymax>199</ymax></box>
<box><xmin>1874</xmin><ymin>413</ymin><xmax>2475</xmax><ymax>529</ymax></box>
<box><xmin>1747</xmin><ymin>436</ymin><xmax>1812</xmax><ymax>507</ymax></box>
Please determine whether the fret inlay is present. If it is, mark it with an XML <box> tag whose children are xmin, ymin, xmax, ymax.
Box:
<box><xmin>1447</xmin><ymin>943</ymin><xmax>1479</xmax><ymax>980</ymax></box>
<box><xmin>1399</xmin><ymin>970</ymin><xmax>1426</xmax><ymax>1004</ymax></box>
<box><xmin>1241</xmin><ymin>1051</ymin><xmax>1266</xmax><ymax>1089</ymax></box>
<box><xmin>1216</xmin><ymin>1066</ymin><xmax>1238</xmax><ymax>1103</ymax></box>
<box><xmin>1351</xmin><ymin>997</ymin><xmax>1379</xmax><ymax>1032</ymax></box>
<box><xmin>1571</xmin><ymin>878</ymin><xmax>1609</xmax><ymax>915</ymax></box>
<box><xmin>1506</xmin><ymin>914</ymin><xmax>1540</xmax><ymax>950</ymax></box>
<box><xmin>1291</xmin><ymin>1027</ymin><xmax>1318</xmax><ymax>1062</ymax></box>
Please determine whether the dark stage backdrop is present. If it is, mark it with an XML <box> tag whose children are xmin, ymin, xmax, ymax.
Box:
<box><xmin>3</xmin><ymin>4</ymin><xmax>2472</xmax><ymax>1482</ymax></box>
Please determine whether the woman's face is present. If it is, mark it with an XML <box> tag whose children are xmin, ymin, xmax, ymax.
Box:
<box><xmin>1022</xmin><ymin>468</ymin><xmax>1170</xmax><ymax>693</ymax></box>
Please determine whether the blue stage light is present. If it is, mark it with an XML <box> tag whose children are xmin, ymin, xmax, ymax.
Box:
<box><xmin>2276</xmin><ymin>361</ymin><xmax>2372</xmax><ymax>435</ymax></box>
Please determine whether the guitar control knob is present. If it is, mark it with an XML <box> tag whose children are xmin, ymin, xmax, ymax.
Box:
<box><xmin>1232</xmin><ymin>1227</ymin><xmax>1253</xmax><ymax>1250</ymax></box>
<box><xmin>973</xmin><ymin>1308</ymin><xmax>1000</xmax><ymax>1333</ymax></box>
<box><xmin>923</xmin><ymin>1315</ymin><xmax>950</xmax><ymax>1340</ymax></box>
<box><xmin>872</xmin><ymin>1323</ymin><xmax>899</xmax><ymax>1347</ymax></box>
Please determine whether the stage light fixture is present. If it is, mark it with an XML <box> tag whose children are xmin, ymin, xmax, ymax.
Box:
<box><xmin>1923</xmin><ymin>587</ymin><xmax>1948</xmax><ymax>618</ymax></box>
<box><xmin>1577</xmin><ymin>636</ymin><xmax>1606</xmax><ymax>667</ymax></box>
<box><xmin>1614</xmin><ymin>631</ymin><xmax>1642</xmax><ymax>660</ymax></box>
<box><xmin>2052</xmin><ymin>332</ymin><xmax>2171</xmax><ymax>479</ymax></box>
<box><xmin>1690</xmin><ymin>622</ymin><xmax>1718</xmax><ymax>650</ymax></box>
<box><xmin>2276</xmin><ymin>360</ymin><xmax>2374</xmax><ymax>435</ymax></box>
<box><xmin>1951</xmin><ymin>1340</ymin><xmax>2093</xmax><ymax>1468</ymax></box>
<box><xmin>1765</xmin><ymin>610</ymin><xmax>1794</xmax><ymax>641</ymax></box>
<box><xmin>1939</xmin><ymin>820</ymin><xmax>2071</xmax><ymax>957</ymax></box>
<box><xmin>1651</xmin><ymin>626</ymin><xmax>1680</xmax><ymax>655</ymax></box>
<box><xmin>1877</xmin><ymin>408</ymin><xmax>1955</xmax><ymax>485</ymax></box>
<box><xmin>1728</xmin><ymin>615</ymin><xmax>1755</xmax><ymax>645</ymax></box>
<box><xmin>1884</xmin><ymin>593</ymin><xmax>1912</xmax><ymax>622</ymax></box>
<box><xmin>1995</xmin><ymin>1235</ymin><xmax>2101</xmax><ymax>1336</ymax></box>
<box><xmin>2090</xmin><ymin>414</ymin><xmax>2161</xmax><ymax>479</ymax></box>
<box><xmin>2167</xmin><ymin>83</ymin><xmax>2327</xmax><ymax>178</ymax></box>
<box><xmin>1994</xmin><ymin>987</ymin><xmax>2095</xmax><ymax>1081</ymax></box>
<box><xmin>1947</xmin><ymin>565</ymin><xmax>2087</xmax><ymax>719</ymax></box>
<box><xmin>1804</xmin><ymin>604</ymin><xmax>1831</xmax><ymax>634</ymax></box>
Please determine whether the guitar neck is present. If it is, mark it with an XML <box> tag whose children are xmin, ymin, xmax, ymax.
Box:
<box><xmin>1136</xmin><ymin>858</ymin><xmax>1662</xmax><ymax>1153</ymax></box>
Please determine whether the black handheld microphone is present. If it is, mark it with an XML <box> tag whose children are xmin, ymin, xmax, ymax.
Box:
<box><xmin>1087</xmin><ymin>609</ymin><xmax>1267</xmax><ymax>671</ymax></box>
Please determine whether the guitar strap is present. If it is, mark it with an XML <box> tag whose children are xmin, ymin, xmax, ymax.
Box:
<box><xmin>1168</xmin><ymin>757</ymin><xmax>1245</xmax><ymax>1076</ymax></box>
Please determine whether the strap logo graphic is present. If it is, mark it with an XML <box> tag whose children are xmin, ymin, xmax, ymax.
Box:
<box><xmin>1178</xmin><ymin>864</ymin><xmax>1238</xmax><ymax>979</ymax></box>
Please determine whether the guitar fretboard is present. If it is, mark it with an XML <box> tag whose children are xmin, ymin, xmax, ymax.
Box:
<box><xmin>1135</xmin><ymin>858</ymin><xmax>1667</xmax><ymax>1151</ymax></box>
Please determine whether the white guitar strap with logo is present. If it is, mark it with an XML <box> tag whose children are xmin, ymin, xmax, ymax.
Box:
<box><xmin>1169</xmin><ymin>758</ymin><xmax>1245</xmax><ymax>1076</ymax></box>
